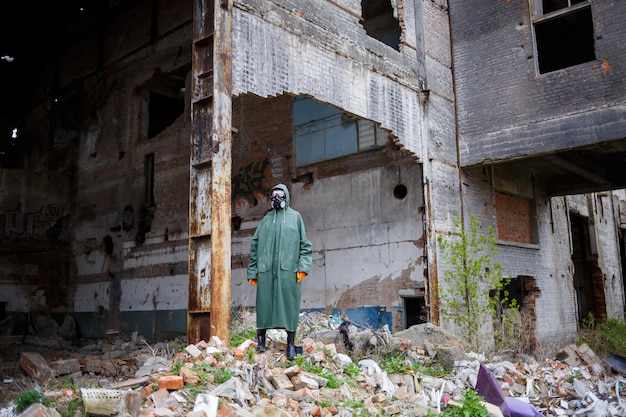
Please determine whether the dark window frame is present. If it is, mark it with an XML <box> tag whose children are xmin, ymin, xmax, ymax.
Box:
<box><xmin>530</xmin><ymin>0</ymin><xmax>596</xmax><ymax>74</ymax></box>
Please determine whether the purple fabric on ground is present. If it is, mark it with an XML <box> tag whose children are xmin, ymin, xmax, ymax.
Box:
<box><xmin>476</xmin><ymin>363</ymin><xmax>511</xmax><ymax>417</ymax></box>
<box><xmin>475</xmin><ymin>363</ymin><xmax>546</xmax><ymax>417</ymax></box>
<box><xmin>504</xmin><ymin>397</ymin><xmax>545</xmax><ymax>417</ymax></box>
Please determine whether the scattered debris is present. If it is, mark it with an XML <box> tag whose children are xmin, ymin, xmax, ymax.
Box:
<box><xmin>0</xmin><ymin>313</ymin><xmax>625</xmax><ymax>417</ymax></box>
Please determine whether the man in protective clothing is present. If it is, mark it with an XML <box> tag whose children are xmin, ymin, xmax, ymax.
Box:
<box><xmin>247</xmin><ymin>184</ymin><xmax>313</xmax><ymax>360</ymax></box>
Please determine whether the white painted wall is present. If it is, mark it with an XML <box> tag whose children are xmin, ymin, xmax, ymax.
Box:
<box><xmin>232</xmin><ymin>164</ymin><xmax>425</xmax><ymax>315</ymax></box>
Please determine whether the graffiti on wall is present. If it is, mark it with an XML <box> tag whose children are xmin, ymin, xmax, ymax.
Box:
<box><xmin>1</xmin><ymin>204</ymin><xmax>67</xmax><ymax>240</ymax></box>
<box><xmin>232</xmin><ymin>156</ymin><xmax>273</xmax><ymax>207</ymax></box>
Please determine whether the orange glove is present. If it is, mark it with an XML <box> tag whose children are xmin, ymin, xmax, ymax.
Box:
<box><xmin>248</xmin><ymin>278</ymin><xmax>257</xmax><ymax>286</ymax></box>
<box><xmin>296</xmin><ymin>271</ymin><xmax>307</xmax><ymax>283</ymax></box>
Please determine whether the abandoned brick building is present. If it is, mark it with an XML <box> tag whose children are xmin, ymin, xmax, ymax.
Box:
<box><xmin>1</xmin><ymin>0</ymin><xmax>625</xmax><ymax>351</ymax></box>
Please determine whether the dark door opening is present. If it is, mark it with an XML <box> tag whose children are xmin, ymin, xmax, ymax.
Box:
<box><xmin>618</xmin><ymin>227</ymin><xmax>626</xmax><ymax>308</ymax></box>
<box><xmin>570</xmin><ymin>212</ymin><xmax>606</xmax><ymax>323</ymax></box>
<box><xmin>403</xmin><ymin>296</ymin><xmax>427</xmax><ymax>329</ymax></box>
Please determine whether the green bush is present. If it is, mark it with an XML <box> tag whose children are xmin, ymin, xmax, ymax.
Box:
<box><xmin>437</xmin><ymin>214</ymin><xmax>519</xmax><ymax>353</ymax></box>
<box><xmin>578</xmin><ymin>318</ymin><xmax>626</xmax><ymax>357</ymax></box>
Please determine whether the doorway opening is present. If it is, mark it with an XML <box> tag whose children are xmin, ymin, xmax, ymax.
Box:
<box><xmin>570</xmin><ymin>212</ymin><xmax>607</xmax><ymax>323</ymax></box>
<box><xmin>403</xmin><ymin>296</ymin><xmax>427</xmax><ymax>329</ymax></box>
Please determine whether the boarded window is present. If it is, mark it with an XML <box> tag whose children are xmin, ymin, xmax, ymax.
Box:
<box><xmin>530</xmin><ymin>0</ymin><xmax>595</xmax><ymax>74</ymax></box>
<box><xmin>495</xmin><ymin>192</ymin><xmax>533</xmax><ymax>244</ymax></box>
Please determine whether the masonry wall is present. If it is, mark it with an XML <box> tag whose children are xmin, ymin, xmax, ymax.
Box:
<box><xmin>227</xmin><ymin>0</ymin><xmax>441</xmax><ymax>331</ymax></box>
<box><xmin>230</xmin><ymin>94</ymin><xmax>426</xmax><ymax>332</ymax></box>
<box><xmin>449</xmin><ymin>0</ymin><xmax>626</xmax><ymax>165</ymax></box>
<box><xmin>231</xmin><ymin>0</ymin><xmax>424</xmax><ymax>158</ymax></box>
<box><xmin>0</xmin><ymin>0</ymin><xmax>195</xmax><ymax>339</ymax></box>
<box><xmin>68</xmin><ymin>1</ymin><xmax>193</xmax><ymax>339</ymax></box>
<box><xmin>458</xmin><ymin>165</ymin><xmax>626</xmax><ymax>349</ymax></box>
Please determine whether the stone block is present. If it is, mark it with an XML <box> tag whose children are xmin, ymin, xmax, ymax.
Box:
<box><xmin>270</xmin><ymin>372</ymin><xmax>294</xmax><ymax>390</ymax></box>
<box><xmin>185</xmin><ymin>344</ymin><xmax>203</xmax><ymax>359</ymax></box>
<box><xmin>18</xmin><ymin>404</ymin><xmax>62</xmax><ymax>417</ymax></box>
<box><xmin>49</xmin><ymin>359</ymin><xmax>81</xmax><ymax>377</ymax></box>
<box><xmin>20</xmin><ymin>352</ymin><xmax>54</xmax><ymax>380</ymax></box>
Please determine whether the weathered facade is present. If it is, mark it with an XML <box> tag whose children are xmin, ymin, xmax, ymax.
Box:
<box><xmin>1</xmin><ymin>0</ymin><xmax>625</xmax><ymax>350</ymax></box>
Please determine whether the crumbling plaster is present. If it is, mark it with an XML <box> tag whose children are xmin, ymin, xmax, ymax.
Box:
<box><xmin>231</xmin><ymin>1</ymin><xmax>424</xmax><ymax>158</ymax></box>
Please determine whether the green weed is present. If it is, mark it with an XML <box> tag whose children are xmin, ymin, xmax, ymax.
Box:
<box><xmin>425</xmin><ymin>389</ymin><xmax>489</xmax><ymax>417</ymax></box>
<box><xmin>411</xmin><ymin>362</ymin><xmax>451</xmax><ymax>377</ymax></box>
<box><xmin>343</xmin><ymin>362</ymin><xmax>362</xmax><ymax>377</ymax></box>
<box><xmin>13</xmin><ymin>390</ymin><xmax>51</xmax><ymax>414</ymax></box>
<box><xmin>437</xmin><ymin>214</ymin><xmax>519</xmax><ymax>353</ymax></box>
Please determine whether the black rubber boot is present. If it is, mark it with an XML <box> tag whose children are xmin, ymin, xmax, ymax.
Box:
<box><xmin>256</xmin><ymin>329</ymin><xmax>266</xmax><ymax>352</ymax></box>
<box><xmin>286</xmin><ymin>331</ymin><xmax>296</xmax><ymax>360</ymax></box>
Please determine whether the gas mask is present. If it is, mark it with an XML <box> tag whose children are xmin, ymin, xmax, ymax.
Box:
<box><xmin>270</xmin><ymin>189</ymin><xmax>286</xmax><ymax>210</ymax></box>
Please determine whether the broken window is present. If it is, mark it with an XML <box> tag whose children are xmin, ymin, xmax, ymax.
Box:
<box><xmin>530</xmin><ymin>0</ymin><xmax>596</xmax><ymax>74</ymax></box>
<box><xmin>293</xmin><ymin>96</ymin><xmax>386</xmax><ymax>167</ymax></box>
<box><xmin>148</xmin><ymin>91</ymin><xmax>184</xmax><ymax>138</ymax></box>
<box><xmin>492</xmin><ymin>167</ymin><xmax>538</xmax><ymax>244</ymax></box>
<box><xmin>361</xmin><ymin>0</ymin><xmax>401</xmax><ymax>51</ymax></box>
<box><xmin>138</xmin><ymin>68</ymin><xmax>187</xmax><ymax>139</ymax></box>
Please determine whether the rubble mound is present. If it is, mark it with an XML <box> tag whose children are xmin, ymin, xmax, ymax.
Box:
<box><xmin>0</xmin><ymin>313</ymin><xmax>625</xmax><ymax>417</ymax></box>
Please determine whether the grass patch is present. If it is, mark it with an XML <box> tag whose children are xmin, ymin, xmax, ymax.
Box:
<box><xmin>229</xmin><ymin>327</ymin><xmax>256</xmax><ymax>348</ymax></box>
<box><xmin>411</xmin><ymin>362</ymin><xmax>452</xmax><ymax>377</ymax></box>
<box><xmin>294</xmin><ymin>355</ymin><xmax>343</xmax><ymax>388</ymax></box>
<box><xmin>13</xmin><ymin>390</ymin><xmax>51</xmax><ymax>414</ymax></box>
<box><xmin>370</xmin><ymin>347</ymin><xmax>410</xmax><ymax>375</ymax></box>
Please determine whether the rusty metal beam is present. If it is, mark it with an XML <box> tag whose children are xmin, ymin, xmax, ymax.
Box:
<box><xmin>188</xmin><ymin>0</ymin><xmax>233</xmax><ymax>344</ymax></box>
<box><xmin>209</xmin><ymin>0</ymin><xmax>233</xmax><ymax>344</ymax></box>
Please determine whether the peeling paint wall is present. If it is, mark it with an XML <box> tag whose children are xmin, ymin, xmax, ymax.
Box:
<box><xmin>229</xmin><ymin>93</ymin><xmax>425</xmax><ymax>332</ymax></box>
<box><xmin>66</xmin><ymin>0</ymin><xmax>193</xmax><ymax>337</ymax></box>
<box><xmin>0</xmin><ymin>167</ymin><xmax>71</xmax><ymax>323</ymax></box>
<box><xmin>227</xmin><ymin>0</ymin><xmax>435</xmax><ymax>331</ymax></box>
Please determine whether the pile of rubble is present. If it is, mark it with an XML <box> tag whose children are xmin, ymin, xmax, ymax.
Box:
<box><xmin>1</xmin><ymin>313</ymin><xmax>625</xmax><ymax>417</ymax></box>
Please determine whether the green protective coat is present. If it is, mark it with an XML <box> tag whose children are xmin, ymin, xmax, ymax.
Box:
<box><xmin>246</xmin><ymin>184</ymin><xmax>313</xmax><ymax>331</ymax></box>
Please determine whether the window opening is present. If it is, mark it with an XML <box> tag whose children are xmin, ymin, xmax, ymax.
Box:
<box><xmin>293</xmin><ymin>96</ymin><xmax>386</xmax><ymax>167</ymax></box>
<box><xmin>361</xmin><ymin>0</ymin><xmax>401</xmax><ymax>51</ymax></box>
<box><xmin>148</xmin><ymin>91</ymin><xmax>184</xmax><ymax>138</ymax></box>
<box><xmin>530</xmin><ymin>0</ymin><xmax>595</xmax><ymax>74</ymax></box>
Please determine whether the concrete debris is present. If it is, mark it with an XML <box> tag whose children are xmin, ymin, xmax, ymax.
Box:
<box><xmin>0</xmin><ymin>314</ymin><xmax>625</xmax><ymax>417</ymax></box>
